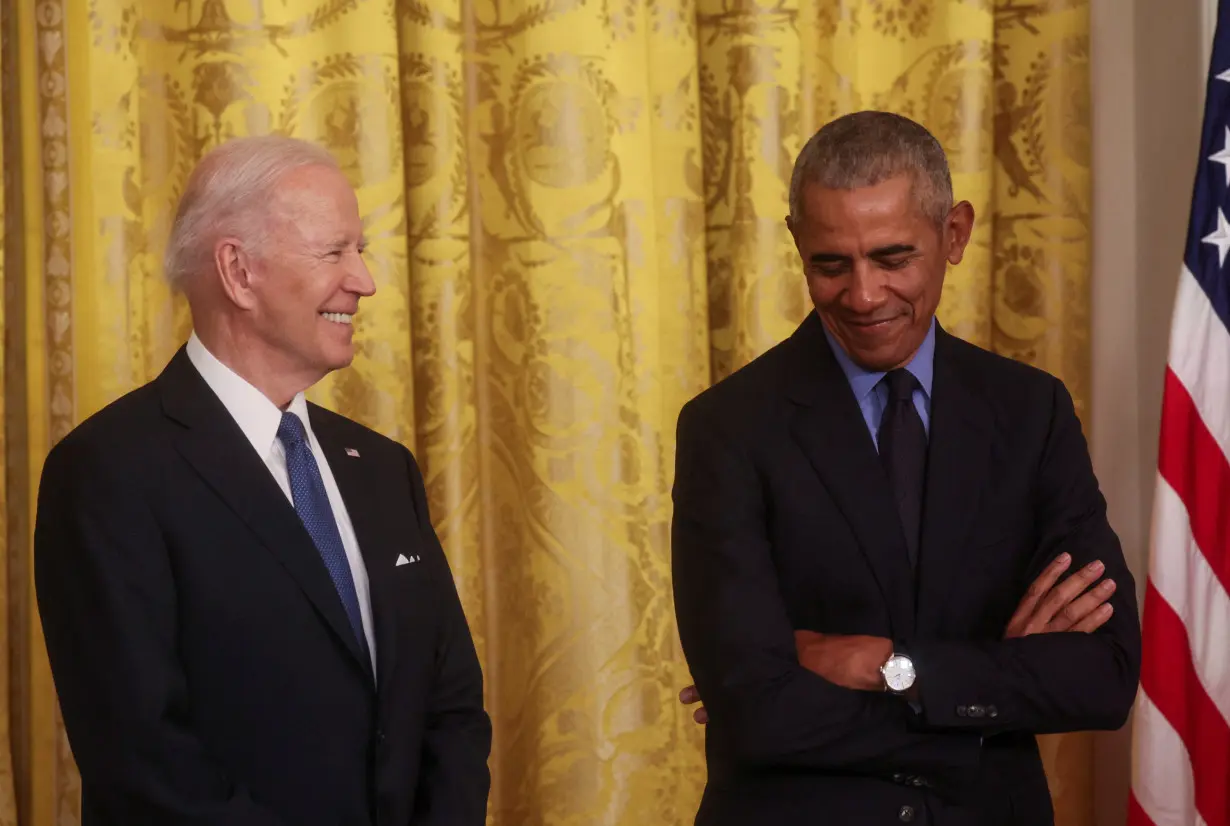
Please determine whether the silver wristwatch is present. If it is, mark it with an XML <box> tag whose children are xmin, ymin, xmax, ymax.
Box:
<box><xmin>881</xmin><ymin>653</ymin><xmax>916</xmax><ymax>693</ymax></box>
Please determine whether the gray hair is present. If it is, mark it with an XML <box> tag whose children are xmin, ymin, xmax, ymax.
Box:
<box><xmin>788</xmin><ymin>111</ymin><xmax>953</xmax><ymax>226</ymax></box>
<box><xmin>163</xmin><ymin>135</ymin><xmax>340</xmax><ymax>287</ymax></box>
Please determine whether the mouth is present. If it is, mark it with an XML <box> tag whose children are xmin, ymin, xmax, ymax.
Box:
<box><xmin>847</xmin><ymin>316</ymin><xmax>903</xmax><ymax>330</ymax></box>
<box><xmin>320</xmin><ymin>311</ymin><xmax>354</xmax><ymax>325</ymax></box>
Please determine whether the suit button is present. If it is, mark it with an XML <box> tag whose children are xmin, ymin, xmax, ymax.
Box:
<box><xmin>987</xmin><ymin>705</ymin><xmax>999</xmax><ymax>718</ymax></box>
<box><xmin>899</xmin><ymin>805</ymin><xmax>915</xmax><ymax>822</ymax></box>
<box><xmin>956</xmin><ymin>705</ymin><xmax>967</xmax><ymax>717</ymax></box>
<box><xmin>912</xmin><ymin>777</ymin><xmax>925</xmax><ymax>787</ymax></box>
<box><xmin>967</xmin><ymin>704</ymin><xmax>985</xmax><ymax>718</ymax></box>
<box><xmin>893</xmin><ymin>773</ymin><xmax>905</xmax><ymax>783</ymax></box>
<box><xmin>376</xmin><ymin>728</ymin><xmax>386</xmax><ymax>743</ymax></box>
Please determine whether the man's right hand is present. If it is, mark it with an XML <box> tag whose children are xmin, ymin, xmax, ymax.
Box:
<box><xmin>1003</xmin><ymin>552</ymin><xmax>1116</xmax><ymax>639</ymax></box>
<box><xmin>679</xmin><ymin>684</ymin><xmax>708</xmax><ymax>724</ymax></box>
<box><xmin>680</xmin><ymin>552</ymin><xmax>1116</xmax><ymax>724</ymax></box>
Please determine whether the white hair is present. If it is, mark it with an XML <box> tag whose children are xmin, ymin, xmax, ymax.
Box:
<box><xmin>163</xmin><ymin>135</ymin><xmax>340</xmax><ymax>287</ymax></box>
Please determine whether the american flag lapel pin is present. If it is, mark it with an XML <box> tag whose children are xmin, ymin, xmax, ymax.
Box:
<box><xmin>345</xmin><ymin>447</ymin><xmax>360</xmax><ymax>457</ymax></box>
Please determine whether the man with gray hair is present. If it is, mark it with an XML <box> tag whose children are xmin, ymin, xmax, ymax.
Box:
<box><xmin>34</xmin><ymin>135</ymin><xmax>491</xmax><ymax>826</ymax></box>
<box><xmin>672</xmin><ymin>111</ymin><xmax>1140</xmax><ymax>825</ymax></box>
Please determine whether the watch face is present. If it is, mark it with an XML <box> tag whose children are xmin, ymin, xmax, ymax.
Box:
<box><xmin>883</xmin><ymin>655</ymin><xmax>916</xmax><ymax>692</ymax></box>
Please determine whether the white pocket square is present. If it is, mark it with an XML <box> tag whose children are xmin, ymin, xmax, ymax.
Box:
<box><xmin>395</xmin><ymin>554</ymin><xmax>420</xmax><ymax>567</ymax></box>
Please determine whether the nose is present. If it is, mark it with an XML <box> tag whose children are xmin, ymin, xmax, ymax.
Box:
<box><xmin>844</xmin><ymin>259</ymin><xmax>888</xmax><ymax>314</ymax></box>
<box><xmin>347</xmin><ymin>251</ymin><xmax>376</xmax><ymax>298</ymax></box>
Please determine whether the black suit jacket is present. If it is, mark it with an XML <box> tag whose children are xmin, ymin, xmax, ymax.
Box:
<box><xmin>672</xmin><ymin>314</ymin><xmax>1140</xmax><ymax>826</ymax></box>
<box><xmin>34</xmin><ymin>349</ymin><xmax>491</xmax><ymax>826</ymax></box>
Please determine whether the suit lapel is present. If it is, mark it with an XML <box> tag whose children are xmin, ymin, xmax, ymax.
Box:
<box><xmin>310</xmin><ymin>407</ymin><xmax>399</xmax><ymax>692</ymax></box>
<box><xmin>915</xmin><ymin>329</ymin><xmax>994</xmax><ymax>633</ymax></box>
<box><xmin>786</xmin><ymin>315</ymin><xmax>916</xmax><ymax>640</ymax></box>
<box><xmin>157</xmin><ymin>349</ymin><xmax>372</xmax><ymax>676</ymax></box>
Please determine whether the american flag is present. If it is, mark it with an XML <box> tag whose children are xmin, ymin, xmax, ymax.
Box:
<box><xmin>1129</xmin><ymin>4</ymin><xmax>1230</xmax><ymax>825</ymax></box>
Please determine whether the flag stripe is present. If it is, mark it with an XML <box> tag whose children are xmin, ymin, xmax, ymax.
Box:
<box><xmin>1158</xmin><ymin>368</ymin><xmax>1230</xmax><ymax>600</ymax></box>
<box><xmin>1127</xmin><ymin>795</ymin><xmax>1156</xmax><ymax>826</ymax></box>
<box><xmin>1149</xmin><ymin>476</ymin><xmax>1230</xmax><ymax>725</ymax></box>
<box><xmin>1128</xmin><ymin>793</ymin><xmax>1159</xmax><ymax>826</ymax></box>
<box><xmin>1169</xmin><ymin>266</ymin><xmax>1230</xmax><ymax>463</ymax></box>
<box><xmin>1138</xmin><ymin>582</ymin><xmax>1230</xmax><ymax>826</ymax></box>
<box><xmin>1130</xmin><ymin>691</ymin><xmax>1202</xmax><ymax>826</ymax></box>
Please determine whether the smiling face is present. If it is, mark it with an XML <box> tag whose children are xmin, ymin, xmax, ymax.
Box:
<box><xmin>787</xmin><ymin>173</ymin><xmax>973</xmax><ymax>371</ymax></box>
<box><xmin>244</xmin><ymin>164</ymin><xmax>375</xmax><ymax>385</ymax></box>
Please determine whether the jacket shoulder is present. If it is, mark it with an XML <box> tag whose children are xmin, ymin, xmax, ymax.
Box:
<box><xmin>306</xmin><ymin>403</ymin><xmax>416</xmax><ymax>460</ymax></box>
<box><xmin>942</xmin><ymin>332</ymin><xmax>1068</xmax><ymax>411</ymax></box>
<box><xmin>48</xmin><ymin>383</ymin><xmax>164</xmax><ymax>464</ymax></box>
<box><xmin>682</xmin><ymin>334</ymin><xmax>797</xmax><ymax>426</ymax></box>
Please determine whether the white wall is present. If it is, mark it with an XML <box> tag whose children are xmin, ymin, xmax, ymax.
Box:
<box><xmin>1089</xmin><ymin>0</ymin><xmax>1207</xmax><ymax>822</ymax></box>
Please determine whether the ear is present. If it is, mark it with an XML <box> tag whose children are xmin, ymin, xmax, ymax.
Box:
<box><xmin>213</xmin><ymin>238</ymin><xmax>259</xmax><ymax>311</ymax></box>
<box><xmin>786</xmin><ymin>213</ymin><xmax>801</xmax><ymax>252</ymax></box>
<box><xmin>944</xmin><ymin>201</ymin><xmax>975</xmax><ymax>266</ymax></box>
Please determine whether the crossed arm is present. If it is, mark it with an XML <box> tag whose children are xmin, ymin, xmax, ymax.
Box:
<box><xmin>672</xmin><ymin>380</ymin><xmax>1141</xmax><ymax>783</ymax></box>
<box><xmin>682</xmin><ymin>551</ymin><xmax>1122</xmax><ymax>722</ymax></box>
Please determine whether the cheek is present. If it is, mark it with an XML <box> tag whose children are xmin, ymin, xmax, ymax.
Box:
<box><xmin>805</xmin><ymin>275</ymin><xmax>841</xmax><ymax>307</ymax></box>
<box><xmin>892</xmin><ymin>265</ymin><xmax>939</xmax><ymax>306</ymax></box>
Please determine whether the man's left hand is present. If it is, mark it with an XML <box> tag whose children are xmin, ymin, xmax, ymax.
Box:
<box><xmin>794</xmin><ymin>631</ymin><xmax>893</xmax><ymax>691</ymax></box>
<box><xmin>677</xmin><ymin>632</ymin><xmax>895</xmax><ymax>726</ymax></box>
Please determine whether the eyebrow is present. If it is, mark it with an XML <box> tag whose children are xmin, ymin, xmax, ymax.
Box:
<box><xmin>326</xmin><ymin>236</ymin><xmax>369</xmax><ymax>248</ymax></box>
<box><xmin>808</xmin><ymin>244</ymin><xmax>917</xmax><ymax>264</ymax></box>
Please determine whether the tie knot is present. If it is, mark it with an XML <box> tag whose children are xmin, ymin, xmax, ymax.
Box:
<box><xmin>882</xmin><ymin>368</ymin><xmax>919</xmax><ymax>404</ymax></box>
<box><xmin>277</xmin><ymin>411</ymin><xmax>308</xmax><ymax>448</ymax></box>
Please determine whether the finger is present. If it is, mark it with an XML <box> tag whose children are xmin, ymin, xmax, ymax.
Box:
<box><xmin>1049</xmin><ymin>578</ymin><xmax>1116</xmax><ymax>632</ymax></box>
<box><xmin>1036</xmin><ymin>560</ymin><xmax>1105</xmax><ymax>624</ymax></box>
<box><xmin>1070</xmin><ymin>602</ymin><xmax>1114</xmax><ymax>633</ymax></box>
<box><xmin>679</xmin><ymin>685</ymin><xmax>699</xmax><ymax>705</ymax></box>
<box><xmin>1008</xmin><ymin>553</ymin><xmax>1072</xmax><ymax>632</ymax></box>
<box><xmin>693</xmin><ymin>707</ymin><xmax>709</xmax><ymax>724</ymax></box>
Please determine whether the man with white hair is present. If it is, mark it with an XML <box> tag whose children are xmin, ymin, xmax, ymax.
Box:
<box><xmin>34</xmin><ymin>136</ymin><xmax>491</xmax><ymax>826</ymax></box>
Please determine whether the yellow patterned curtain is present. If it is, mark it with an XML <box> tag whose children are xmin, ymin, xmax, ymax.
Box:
<box><xmin>0</xmin><ymin>0</ymin><xmax>1092</xmax><ymax>824</ymax></box>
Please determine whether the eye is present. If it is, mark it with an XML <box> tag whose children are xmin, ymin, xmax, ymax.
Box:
<box><xmin>324</xmin><ymin>250</ymin><xmax>344</xmax><ymax>262</ymax></box>
<box><xmin>879</xmin><ymin>257</ymin><xmax>911</xmax><ymax>270</ymax></box>
<box><xmin>809</xmin><ymin>263</ymin><xmax>848</xmax><ymax>277</ymax></box>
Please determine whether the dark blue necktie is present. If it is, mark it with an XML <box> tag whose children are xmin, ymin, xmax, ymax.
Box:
<box><xmin>277</xmin><ymin>411</ymin><xmax>369</xmax><ymax>658</ymax></box>
<box><xmin>878</xmin><ymin>369</ymin><xmax>927</xmax><ymax>571</ymax></box>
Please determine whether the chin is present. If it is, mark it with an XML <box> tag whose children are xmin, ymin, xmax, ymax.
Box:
<box><xmin>321</xmin><ymin>344</ymin><xmax>356</xmax><ymax>372</ymax></box>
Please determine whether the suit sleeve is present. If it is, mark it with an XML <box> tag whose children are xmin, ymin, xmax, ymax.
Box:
<box><xmin>403</xmin><ymin>448</ymin><xmax>492</xmax><ymax>826</ymax></box>
<box><xmin>671</xmin><ymin>400</ymin><xmax>981</xmax><ymax>790</ymax></box>
<box><xmin>33</xmin><ymin>438</ymin><xmax>286</xmax><ymax>826</ymax></box>
<box><xmin>910</xmin><ymin>378</ymin><xmax>1142</xmax><ymax>734</ymax></box>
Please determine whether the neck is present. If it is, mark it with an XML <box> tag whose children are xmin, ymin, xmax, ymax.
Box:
<box><xmin>193</xmin><ymin>319</ymin><xmax>318</xmax><ymax>409</ymax></box>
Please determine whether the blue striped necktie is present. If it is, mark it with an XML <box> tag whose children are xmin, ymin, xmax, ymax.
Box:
<box><xmin>277</xmin><ymin>411</ymin><xmax>369</xmax><ymax>657</ymax></box>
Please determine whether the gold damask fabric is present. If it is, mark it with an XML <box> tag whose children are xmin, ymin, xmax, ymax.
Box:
<box><xmin>0</xmin><ymin>1</ymin><xmax>1093</xmax><ymax>824</ymax></box>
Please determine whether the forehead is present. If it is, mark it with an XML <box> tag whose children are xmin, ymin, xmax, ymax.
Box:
<box><xmin>267</xmin><ymin>165</ymin><xmax>360</xmax><ymax>228</ymax></box>
<box><xmin>794</xmin><ymin>175</ymin><xmax>931</xmax><ymax>242</ymax></box>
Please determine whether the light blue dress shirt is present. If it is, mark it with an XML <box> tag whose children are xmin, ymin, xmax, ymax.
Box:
<box><xmin>821</xmin><ymin>317</ymin><xmax>937</xmax><ymax>451</ymax></box>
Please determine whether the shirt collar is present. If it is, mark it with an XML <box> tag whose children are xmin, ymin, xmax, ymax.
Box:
<box><xmin>821</xmin><ymin>315</ymin><xmax>937</xmax><ymax>403</ymax></box>
<box><xmin>185</xmin><ymin>332</ymin><xmax>311</xmax><ymax>457</ymax></box>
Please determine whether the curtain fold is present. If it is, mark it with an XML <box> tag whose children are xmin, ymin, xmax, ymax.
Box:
<box><xmin>0</xmin><ymin>0</ymin><xmax>1094</xmax><ymax>823</ymax></box>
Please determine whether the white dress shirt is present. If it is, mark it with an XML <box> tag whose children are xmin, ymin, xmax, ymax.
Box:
<box><xmin>186</xmin><ymin>333</ymin><xmax>376</xmax><ymax>669</ymax></box>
